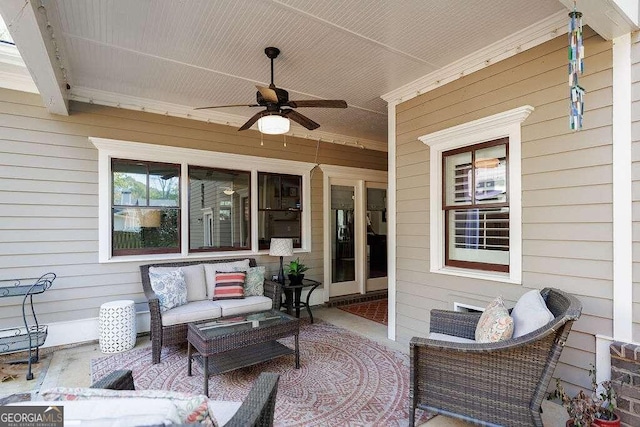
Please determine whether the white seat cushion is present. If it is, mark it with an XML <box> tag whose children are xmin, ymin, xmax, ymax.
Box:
<box><xmin>511</xmin><ymin>289</ymin><xmax>555</xmax><ymax>338</ymax></box>
<box><xmin>10</xmin><ymin>399</ymin><xmax>183</xmax><ymax>426</ymax></box>
<box><xmin>162</xmin><ymin>300</ymin><xmax>222</xmax><ymax>326</ymax></box>
<box><xmin>150</xmin><ymin>264</ymin><xmax>207</xmax><ymax>302</ymax></box>
<box><xmin>213</xmin><ymin>296</ymin><xmax>273</xmax><ymax>317</ymax></box>
<box><xmin>428</xmin><ymin>332</ymin><xmax>476</xmax><ymax>344</ymax></box>
<box><xmin>209</xmin><ymin>400</ymin><xmax>243</xmax><ymax>426</ymax></box>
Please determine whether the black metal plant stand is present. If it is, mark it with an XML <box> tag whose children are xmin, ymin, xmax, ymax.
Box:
<box><xmin>0</xmin><ymin>272</ymin><xmax>56</xmax><ymax>380</ymax></box>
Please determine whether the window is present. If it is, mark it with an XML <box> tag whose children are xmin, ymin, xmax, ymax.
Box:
<box><xmin>92</xmin><ymin>137</ymin><xmax>314</xmax><ymax>262</ymax></box>
<box><xmin>111</xmin><ymin>159</ymin><xmax>180</xmax><ymax>256</ymax></box>
<box><xmin>258</xmin><ymin>173</ymin><xmax>302</xmax><ymax>249</ymax></box>
<box><xmin>419</xmin><ymin>105</ymin><xmax>533</xmax><ymax>283</ymax></box>
<box><xmin>188</xmin><ymin>167</ymin><xmax>250</xmax><ymax>251</ymax></box>
<box><xmin>443</xmin><ymin>139</ymin><xmax>509</xmax><ymax>272</ymax></box>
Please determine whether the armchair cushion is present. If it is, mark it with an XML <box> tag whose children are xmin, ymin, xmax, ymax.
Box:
<box><xmin>149</xmin><ymin>264</ymin><xmax>206</xmax><ymax>302</ymax></box>
<box><xmin>428</xmin><ymin>332</ymin><xmax>475</xmax><ymax>343</ymax></box>
<box><xmin>41</xmin><ymin>387</ymin><xmax>215</xmax><ymax>425</ymax></box>
<box><xmin>511</xmin><ymin>289</ymin><xmax>555</xmax><ymax>338</ymax></box>
<box><xmin>11</xmin><ymin>398</ymin><xmax>184</xmax><ymax>426</ymax></box>
<box><xmin>474</xmin><ymin>296</ymin><xmax>514</xmax><ymax>343</ymax></box>
<box><xmin>149</xmin><ymin>268</ymin><xmax>187</xmax><ymax>312</ymax></box>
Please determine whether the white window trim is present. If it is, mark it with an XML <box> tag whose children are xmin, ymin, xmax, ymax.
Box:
<box><xmin>418</xmin><ymin>105</ymin><xmax>533</xmax><ymax>284</ymax></box>
<box><xmin>91</xmin><ymin>137</ymin><xmax>315</xmax><ymax>263</ymax></box>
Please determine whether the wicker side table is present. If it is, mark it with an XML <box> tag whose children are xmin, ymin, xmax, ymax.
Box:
<box><xmin>99</xmin><ymin>300</ymin><xmax>136</xmax><ymax>353</ymax></box>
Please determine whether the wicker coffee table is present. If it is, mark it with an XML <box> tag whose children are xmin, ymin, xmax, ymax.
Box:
<box><xmin>187</xmin><ymin>310</ymin><xmax>300</xmax><ymax>396</ymax></box>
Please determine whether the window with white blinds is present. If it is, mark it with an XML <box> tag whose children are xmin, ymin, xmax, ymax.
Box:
<box><xmin>442</xmin><ymin>138</ymin><xmax>509</xmax><ymax>272</ymax></box>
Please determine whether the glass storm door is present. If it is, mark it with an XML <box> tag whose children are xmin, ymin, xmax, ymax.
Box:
<box><xmin>366</xmin><ymin>183</ymin><xmax>388</xmax><ymax>291</ymax></box>
<box><xmin>330</xmin><ymin>180</ymin><xmax>359</xmax><ymax>297</ymax></box>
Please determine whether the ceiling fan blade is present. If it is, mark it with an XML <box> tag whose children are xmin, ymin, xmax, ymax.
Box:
<box><xmin>238</xmin><ymin>111</ymin><xmax>265</xmax><ymax>131</ymax></box>
<box><xmin>194</xmin><ymin>104</ymin><xmax>260</xmax><ymax>110</ymax></box>
<box><xmin>287</xmin><ymin>99</ymin><xmax>347</xmax><ymax>108</ymax></box>
<box><xmin>282</xmin><ymin>109</ymin><xmax>320</xmax><ymax>130</ymax></box>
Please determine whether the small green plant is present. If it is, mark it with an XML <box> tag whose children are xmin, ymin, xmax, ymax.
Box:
<box><xmin>549</xmin><ymin>364</ymin><xmax>617</xmax><ymax>426</ymax></box>
<box><xmin>285</xmin><ymin>258</ymin><xmax>308</xmax><ymax>276</ymax></box>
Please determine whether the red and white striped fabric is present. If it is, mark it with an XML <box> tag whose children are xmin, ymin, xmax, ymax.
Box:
<box><xmin>212</xmin><ymin>271</ymin><xmax>246</xmax><ymax>300</ymax></box>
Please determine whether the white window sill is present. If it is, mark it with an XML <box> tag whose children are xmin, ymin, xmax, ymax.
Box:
<box><xmin>430</xmin><ymin>266</ymin><xmax>521</xmax><ymax>285</ymax></box>
<box><xmin>101</xmin><ymin>248</ymin><xmax>312</xmax><ymax>264</ymax></box>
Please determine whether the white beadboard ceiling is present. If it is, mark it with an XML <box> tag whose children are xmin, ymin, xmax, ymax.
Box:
<box><xmin>18</xmin><ymin>0</ymin><xmax>565</xmax><ymax>150</ymax></box>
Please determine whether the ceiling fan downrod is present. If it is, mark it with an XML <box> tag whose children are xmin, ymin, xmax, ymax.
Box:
<box><xmin>264</xmin><ymin>47</ymin><xmax>280</xmax><ymax>88</ymax></box>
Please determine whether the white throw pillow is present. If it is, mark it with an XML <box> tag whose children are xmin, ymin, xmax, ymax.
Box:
<box><xmin>474</xmin><ymin>296</ymin><xmax>514</xmax><ymax>343</ymax></box>
<box><xmin>204</xmin><ymin>259</ymin><xmax>251</xmax><ymax>297</ymax></box>
<box><xmin>148</xmin><ymin>269</ymin><xmax>187</xmax><ymax>312</ymax></box>
<box><xmin>511</xmin><ymin>290</ymin><xmax>555</xmax><ymax>338</ymax></box>
<box><xmin>150</xmin><ymin>265</ymin><xmax>206</xmax><ymax>302</ymax></box>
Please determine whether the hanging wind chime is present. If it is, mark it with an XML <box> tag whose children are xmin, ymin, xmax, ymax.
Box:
<box><xmin>568</xmin><ymin>3</ymin><xmax>584</xmax><ymax>130</ymax></box>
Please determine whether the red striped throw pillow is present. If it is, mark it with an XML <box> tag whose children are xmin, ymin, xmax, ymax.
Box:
<box><xmin>213</xmin><ymin>271</ymin><xmax>246</xmax><ymax>300</ymax></box>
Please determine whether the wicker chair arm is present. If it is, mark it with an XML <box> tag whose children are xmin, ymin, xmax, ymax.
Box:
<box><xmin>429</xmin><ymin>309</ymin><xmax>481</xmax><ymax>340</ymax></box>
<box><xmin>90</xmin><ymin>370</ymin><xmax>135</xmax><ymax>390</ymax></box>
<box><xmin>263</xmin><ymin>279</ymin><xmax>282</xmax><ymax>310</ymax></box>
<box><xmin>224</xmin><ymin>372</ymin><xmax>280</xmax><ymax>427</ymax></box>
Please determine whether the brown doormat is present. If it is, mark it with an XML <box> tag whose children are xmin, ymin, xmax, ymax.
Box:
<box><xmin>338</xmin><ymin>298</ymin><xmax>388</xmax><ymax>325</ymax></box>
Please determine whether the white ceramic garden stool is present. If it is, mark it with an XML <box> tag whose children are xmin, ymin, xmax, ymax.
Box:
<box><xmin>99</xmin><ymin>300</ymin><xmax>137</xmax><ymax>353</ymax></box>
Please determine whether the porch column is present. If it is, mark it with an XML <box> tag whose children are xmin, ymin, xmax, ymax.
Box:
<box><xmin>387</xmin><ymin>100</ymin><xmax>398</xmax><ymax>341</ymax></box>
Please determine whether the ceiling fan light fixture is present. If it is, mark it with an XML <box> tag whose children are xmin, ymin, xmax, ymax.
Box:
<box><xmin>257</xmin><ymin>114</ymin><xmax>290</xmax><ymax>135</ymax></box>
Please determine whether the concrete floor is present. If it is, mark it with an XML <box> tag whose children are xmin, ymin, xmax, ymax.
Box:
<box><xmin>0</xmin><ymin>306</ymin><xmax>566</xmax><ymax>426</ymax></box>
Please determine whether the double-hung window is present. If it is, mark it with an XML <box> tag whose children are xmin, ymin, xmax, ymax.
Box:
<box><xmin>258</xmin><ymin>173</ymin><xmax>302</xmax><ymax>249</ymax></box>
<box><xmin>188</xmin><ymin>167</ymin><xmax>251</xmax><ymax>252</ymax></box>
<box><xmin>419</xmin><ymin>106</ymin><xmax>532</xmax><ymax>283</ymax></box>
<box><xmin>443</xmin><ymin>139</ymin><xmax>509</xmax><ymax>272</ymax></box>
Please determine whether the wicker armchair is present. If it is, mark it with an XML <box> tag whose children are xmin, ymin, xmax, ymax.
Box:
<box><xmin>92</xmin><ymin>370</ymin><xmax>280</xmax><ymax>427</ymax></box>
<box><xmin>140</xmin><ymin>258</ymin><xmax>282</xmax><ymax>364</ymax></box>
<box><xmin>409</xmin><ymin>287</ymin><xmax>582</xmax><ymax>427</ymax></box>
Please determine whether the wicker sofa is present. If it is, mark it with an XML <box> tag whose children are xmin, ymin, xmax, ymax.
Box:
<box><xmin>12</xmin><ymin>370</ymin><xmax>279</xmax><ymax>426</ymax></box>
<box><xmin>140</xmin><ymin>258</ymin><xmax>282</xmax><ymax>364</ymax></box>
<box><xmin>409</xmin><ymin>287</ymin><xmax>582</xmax><ymax>427</ymax></box>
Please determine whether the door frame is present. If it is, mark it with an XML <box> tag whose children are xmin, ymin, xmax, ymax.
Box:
<box><xmin>320</xmin><ymin>165</ymin><xmax>387</xmax><ymax>302</ymax></box>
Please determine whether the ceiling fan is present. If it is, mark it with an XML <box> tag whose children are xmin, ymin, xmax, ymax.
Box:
<box><xmin>195</xmin><ymin>47</ymin><xmax>347</xmax><ymax>133</ymax></box>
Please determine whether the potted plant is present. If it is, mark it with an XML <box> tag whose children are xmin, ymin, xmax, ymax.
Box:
<box><xmin>550</xmin><ymin>365</ymin><xmax>620</xmax><ymax>427</ymax></box>
<box><xmin>285</xmin><ymin>258</ymin><xmax>308</xmax><ymax>285</ymax></box>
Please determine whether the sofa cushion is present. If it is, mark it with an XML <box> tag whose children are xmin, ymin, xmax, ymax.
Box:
<box><xmin>204</xmin><ymin>259</ymin><xmax>251</xmax><ymax>297</ymax></box>
<box><xmin>10</xmin><ymin>399</ymin><xmax>184</xmax><ymax>426</ymax></box>
<box><xmin>428</xmin><ymin>332</ymin><xmax>476</xmax><ymax>344</ymax></box>
<box><xmin>244</xmin><ymin>266</ymin><xmax>265</xmax><ymax>297</ymax></box>
<box><xmin>511</xmin><ymin>289</ymin><xmax>555</xmax><ymax>338</ymax></box>
<box><xmin>149</xmin><ymin>269</ymin><xmax>188</xmax><ymax>312</ymax></box>
<box><xmin>213</xmin><ymin>272</ymin><xmax>246</xmax><ymax>300</ymax></box>
<box><xmin>162</xmin><ymin>300</ymin><xmax>223</xmax><ymax>326</ymax></box>
<box><xmin>41</xmin><ymin>388</ymin><xmax>215</xmax><ymax>426</ymax></box>
<box><xmin>213</xmin><ymin>296</ymin><xmax>273</xmax><ymax>317</ymax></box>
<box><xmin>475</xmin><ymin>296</ymin><xmax>514</xmax><ymax>343</ymax></box>
<box><xmin>150</xmin><ymin>265</ymin><xmax>206</xmax><ymax>302</ymax></box>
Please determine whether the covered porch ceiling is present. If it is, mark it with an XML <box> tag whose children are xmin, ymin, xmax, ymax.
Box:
<box><xmin>0</xmin><ymin>0</ymin><xmax>635</xmax><ymax>151</ymax></box>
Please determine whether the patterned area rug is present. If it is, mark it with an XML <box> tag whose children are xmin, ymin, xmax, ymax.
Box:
<box><xmin>338</xmin><ymin>298</ymin><xmax>388</xmax><ymax>325</ymax></box>
<box><xmin>91</xmin><ymin>320</ymin><xmax>430</xmax><ymax>426</ymax></box>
